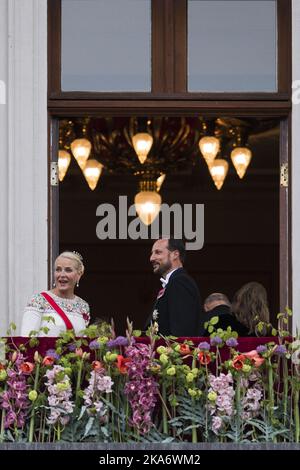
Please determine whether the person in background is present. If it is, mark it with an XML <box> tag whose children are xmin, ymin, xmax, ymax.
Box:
<box><xmin>21</xmin><ymin>251</ymin><xmax>90</xmax><ymax>337</ymax></box>
<box><xmin>146</xmin><ymin>238</ymin><xmax>203</xmax><ymax>337</ymax></box>
<box><xmin>200</xmin><ymin>292</ymin><xmax>249</xmax><ymax>336</ymax></box>
<box><xmin>231</xmin><ymin>281</ymin><xmax>271</xmax><ymax>336</ymax></box>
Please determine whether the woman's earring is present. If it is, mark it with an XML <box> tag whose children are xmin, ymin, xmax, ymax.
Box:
<box><xmin>76</xmin><ymin>281</ymin><xmax>79</xmax><ymax>288</ymax></box>
<box><xmin>53</xmin><ymin>282</ymin><xmax>56</xmax><ymax>287</ymax></box>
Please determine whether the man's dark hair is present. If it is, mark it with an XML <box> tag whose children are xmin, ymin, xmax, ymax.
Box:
<box><xmin>167</xmin><ymin>238</ymin><xmax>186</xmax><ymax>263</ymax></box>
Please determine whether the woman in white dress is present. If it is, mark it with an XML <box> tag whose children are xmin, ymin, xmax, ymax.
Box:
<box><xmin>21</xmin><ymin>251</ymin><xmax>90</xmax><ymax>336</ymax></box>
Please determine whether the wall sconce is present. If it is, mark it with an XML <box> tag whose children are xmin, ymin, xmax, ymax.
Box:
<box><xmin>156</xmin><ymin>173</ymin><xmax>166</xmax><ymax>192</ymax></box>
<box><xmin>58</xmin><ymin>150</ymin><xmax>71</xmax><ymax>182</ymax></box>
<box><xmin>83</xmin><ymin>159</ymin><xmax>104</xmax><ymax>190</ymax></box>
<box><xmin>208</xmin><ymin>159</ymin><xmax>229</xmax><ymax>190</ymax></box>
<box><xmin>132</xmin><ymin>118</ymin><xmax>153</xmax><ymax>165</ymax></box>
<box><xmin>198</xmin><ymin>120</ymin><xmax>220</xmax><ymax>165</ymax></box>
<box><xmin>70</xmin><ymin>119</ymin><xmax>92</xmax><ymax>171</ymax></box>
<box><xmin>230</xmin><ymin>128</ymin><xmax>252</xmax><ymax>179</ymax></box>
<box><xmin>134</xmin><ymin>180</ymin><xmax>161</xmax><ymax>226</ymax></box>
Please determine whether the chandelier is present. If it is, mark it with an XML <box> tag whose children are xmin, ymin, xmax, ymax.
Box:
<box><xmin>58</xmin><ymin>116</ymin><xmax>276</xmax><ymax>224</ymax></box>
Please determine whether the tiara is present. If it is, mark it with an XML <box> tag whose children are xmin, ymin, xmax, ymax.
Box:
<box><xmin>73</xmin><ymin>251</ymin><xmax>83</xmax><ymax>262</ymax></box>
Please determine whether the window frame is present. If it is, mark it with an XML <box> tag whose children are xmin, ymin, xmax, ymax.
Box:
<box><xmin>47</xmin><ymin>0</ymin><xmax>292</xmax><ymax>318</ymax></box>
<box><xmin>48</xmin><ymin>0</ymin><xmax>291</xmax><ymax>100</ymax></box>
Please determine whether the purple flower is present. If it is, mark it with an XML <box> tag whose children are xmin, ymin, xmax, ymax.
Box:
<box><xmin>68</xmin><ymin>343</ymin><xmax>77</xmax><ymax>352</ymax></box>
<box><xmin>107</xmin><ymin>336</ymin><xmax>129</xmax><ymax>348</ymax></box>
<box><xmin>198</xmin><ymin>341</ymin><xmax>210</xmax><ymax>351</ymax></box>
<box><xmin>89</xmin><ymin>339</ymin><xmax>101</xmax><ymax>350</ymax></box>
<box><xmin>226</xmin><ymin>338</ymin><xmax>238</xmax><ymax>348</ymax></box>
<box><xmin>124</xmin><ymin>344</ymin><xmax>159</xmax><ymax>434</ymax></box>
<box><xmin>211</xmin><ymin>336</ymin><xmax>223</xmax><ymax>347</ymax></box>
<box><xmin>256</xmin><ymin>345</ymin><xmax>267</xmax><ymax>354</ymax></box>
<box><xmin>46</xmin><ymin>349</ymin><xmax>60</xmax><ymax>360</ymax></box>
<box><xmin>274</xmin><ymin>345</ymin><xmax>287</xmax><ymax>356</ymax></box>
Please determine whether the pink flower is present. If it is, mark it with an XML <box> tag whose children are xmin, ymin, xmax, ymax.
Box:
<box><xmin>243</xmin><ymin>350</ymin><xmax>265</xmax><ymax>368</ymax></box>
<box><xmin>19</xmin><ymin>362</ymin><xmax>35</xmax><ymax>374</ymax></box>
<box><xmin>42</xmin><ymin>356</ymin><xmax>55</xmax><ymax>367</ymax></box>
<box><xmin>198</xmin><ymin>351</ymin><xmax>211</xmax><ymax>365</ymax></box>
<box><xmin>232</xmin><ymin>354</ymin><xmax>246</xmax><ymax>370</ymax></box>
<box><xmin>75</xmin><ymin>348</ymin><xmax>83</xmax><ymax>357</ymax></box>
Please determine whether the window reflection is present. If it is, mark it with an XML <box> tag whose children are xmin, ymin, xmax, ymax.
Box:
<box><xmin>188</xmin><ymin>0</ymin><xmax>277</xmax><ymax>92</ymax></box>
<box><xmin>61</xmin><ymin>0</ymin><xmax>151</xmax><ymax>92</ymax></box>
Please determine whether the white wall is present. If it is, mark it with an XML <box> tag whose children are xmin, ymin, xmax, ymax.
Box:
<box><xmin>292</xmin><ymin>0</ymin><xmax>300</xmax><ymax>334</ymax></box>
<box><xmin>0</xmin><ymin>0</ymin><xmax>48</xmax><ymax>335</ymax></box>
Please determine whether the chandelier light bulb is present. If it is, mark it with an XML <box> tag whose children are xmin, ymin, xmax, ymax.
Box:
<box><xmin>70</xmin><ymin>138</ymin><xmax>92</xmax><ymax>170</ymax></box>
<box><xmin>231</xmin><ymin>147</ymin><xmax>252</xmax><ymax>179</ymax></box>
<box><xmin>58</xmin><ymin>150</ymin><xmax>71</xmax><ymax>182</ymax></box>
<box><xmin>132</xmin><ymin>132</ymin><xmax>153</xmax><ymax>164</ymax></box>
<box><xmin>199</xmin><ymin>136</ymin><xmax>220</xmax><ymax>165</ymax></box>
<box><xmin>156</xmin><ymin>173</ymin><xmax>166</xmax><ymax>192</ymax></box>
<box><xmin>83</xmin><ymin>159</ymin><xmax>103</xmax><ymax>190</ymax></box>
<box><xmin>134</xmin><ymin>190</ymin><xmax>161</xmax><ymax>225</ymax></box>
<box><xmin>208</xmin><ymin>159</ymin><xmax>229</xmax><ymax>190</ymax></box>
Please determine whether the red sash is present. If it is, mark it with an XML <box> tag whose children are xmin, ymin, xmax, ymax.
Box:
<box><xmin>41</xmin><ymin>292</ymin><xmax>74</xmax><ymax>330</ymax></box>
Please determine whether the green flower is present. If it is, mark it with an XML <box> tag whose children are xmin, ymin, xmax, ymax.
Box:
<box><xmin>64</xmin><ymin>367</ymin><xmax>72</xmax><ymax>376</ymax></box>
<box><xmin>208</xmin><ymin>391</ymin><xmax>217</xmax><ymax>401</ymax></box>
<box><xmin>0</xmin><ymin>369</ymin><xmax>7</xmax><ymax>381</ymax></box>
<box><xmin>242</xmin><ymin>364</ymin><xmax>251</xmax><ymax>373</ymax></box>
<box><xmin>99</xmin><ymin>336</ymin><xmax>109</xmax><ymax>345</ymax></box>
<box><xmin>157</xmin><ymin>346</ymin><xmax>168</xmax><ymax>354</ymax></box>
<box><xmin>166</xmin><ymin>366</ymin><xmax>176</xmax><ymax>376</ymax></box>
<box><xmin>105</xmin><ymin>352</ymin><xmax>118</xmax><ymax>362</ymax></box>
<box><xmin>57</xmin><ymin>381</ymin><xmax>70</xmax><ymax>392</ymax></box>
<box><xmin>188</xmin><ymin>388</ymin><xmax>197</xmax><ymax>397</ymax></box>
<box><xmin>159</xmin><ymin>353</ymin><xmax>169</xmax><ymax>365</ymax></box>
<box><xmin>186</xmin><ymin>372</ymin><xmax>194</xmax><ymax>383</ymax></box>
<box><xmin>28</xmin><ymin>390</ymin><xmax>38</xmax><ymax>401</ymax></box>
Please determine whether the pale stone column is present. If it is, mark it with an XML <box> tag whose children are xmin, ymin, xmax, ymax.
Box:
<box><xmin>0</xmin><ymin>0</ymin><xmax>48</xmax><ymax>335</ymax></box>
<box><xmin>292</xmin><ymin>0</ymin><xmax>300</xmax><ymax>333</ymax></box>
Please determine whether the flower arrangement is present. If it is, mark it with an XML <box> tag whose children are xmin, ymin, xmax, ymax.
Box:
<box><xmin>0</xmin><ymin>309</ymin><xmax>299</xmax><ymax>443</ymax></box>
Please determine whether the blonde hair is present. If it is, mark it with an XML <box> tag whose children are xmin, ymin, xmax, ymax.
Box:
<box><xmin>231</xmin><ymin>282</ymin><xmax>270</xmax><ymax>334</ymax></box>
<box><xmin>56</xmin><ymin>251</ymin><xmax>85</xmax><ymax>275</ymax></box>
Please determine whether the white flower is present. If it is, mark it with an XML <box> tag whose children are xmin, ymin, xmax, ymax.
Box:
<box><xmin>152</xmin><ymin>309</ymin><xmax>159</xmax><ymax>321</ymax></box>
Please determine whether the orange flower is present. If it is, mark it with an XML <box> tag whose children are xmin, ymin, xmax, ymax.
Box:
<box><xmin>198</xmin><ymin>351</ymin><xmax>211</xmax><ymax>365</ymax></box>
<box><xmin>19</xmin><ymin>362</ymin><xmax>35</xmax><ymax>374</ymax></box>
<box><xmin>92</xmin><ymin>360</ymin><xmax>103</xmax><ymax>371</ymax></box>
<box><xmin>232</xmin><ymin>354</ymin><xmax>246</xmax><ymax>370</ymax></box>
<box><xmin>116</xmin><ymin>355</ymin><xmax>131</xmax><ymax>374</ymax></box>
<box><xmin>179</xmin><ymin>344</ymin><xmax>191</xmax><ymax>355</ymax></box>
<box><xmin>42</xmin><ymin>356</ymin><xmax>55</xmax><ymax>366</ymax></box>
<box><xmin>243</xmin><ymin>350</ymin><xmax>265</xmax><ymax>368</ymax></box>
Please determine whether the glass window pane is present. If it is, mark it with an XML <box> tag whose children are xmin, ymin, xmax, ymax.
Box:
<box><xmin>188</xmin><ymin>0</ymin><xmax>277</xmax><ymax>92</ymax></box>
<box><xmin>61</xmin><ymin>0</ymin><xmax>151</xmax><ymax>92</ymax></box>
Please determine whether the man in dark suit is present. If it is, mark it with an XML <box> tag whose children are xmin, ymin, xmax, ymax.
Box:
<box><xmin>200</xmin><ymin>292</ymin><xmax>249</xmax><ymax>336</ymax></box>
<box><xmin>147</xmin><ymin>238</ymin><xmax>203</xmax><ymax>337</ymax></box>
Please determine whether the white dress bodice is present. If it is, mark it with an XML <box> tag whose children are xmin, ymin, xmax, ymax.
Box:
<box><xmin>20</xmin><ymin>290</ymin><xmax>90</xmax><ymax>337</ymax></box>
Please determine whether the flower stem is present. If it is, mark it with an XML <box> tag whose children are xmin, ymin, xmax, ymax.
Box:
<box><xmin>191</xmin><ymin>356</ymin><xmax>197</xmax><ymax>443</ymax></box>
<box><xmin>267</xmin><ymin>358</ymin><xmax>276</xmax><ymax>443</ymax></box>
<box><xmin>0</xmin><ymin>408</ymin><xmax>5</xmax><ymax>442</ymax></box>
<box><xmin>294</xmin><ymin>389</ymin><xmax>299</xmax><ymax>443</ymax></box>
<box><xmin>57</xmin><ymin>422</ymin><xmax>61</xmax><ymax>441</ymax></box>
<box><xmin>283</xmin><ymin>358</ymin><xmax>288</xmax><ymax>428</ymax></box>
<box><xmin>0</xmin><ymin>382</ymin><xmax>6</xmax><ymax>442</ymax></box>
<box><xmin>235</xmin><ymin>373</ymin><xmax>241</xmax><ymax>441</ymax></box>
<box><xmin>28</xmin><ymin>362</ymin><xmax>40</xmax><ymax>443</ymax></box>
<box><xmin>161</xmin><ymin>384</ymin><xmax>169</xmax><ymax>435</ymax></box>
<box><xmin>75</xmin><ymin>359</ymin><xmax>83</xmax><ymax>406</ymax></box>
